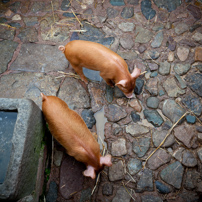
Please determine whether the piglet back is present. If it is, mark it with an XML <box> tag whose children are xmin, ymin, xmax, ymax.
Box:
<box><xmin>41</xmin><ymin>93</ymin><xmax>101</xmax><ymax>169</ymax></box>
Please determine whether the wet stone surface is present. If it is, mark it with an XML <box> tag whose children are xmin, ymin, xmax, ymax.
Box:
<box><xmin>1</xmin><ymin>0</ymin><xmax>202</xmax><ymax>201</ymax></box>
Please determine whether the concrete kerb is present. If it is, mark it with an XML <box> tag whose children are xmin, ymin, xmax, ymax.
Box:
<box><xmin>0</xmin><ymin>98</ymin><xmax>45</xmax><ymax>201</ymax></box>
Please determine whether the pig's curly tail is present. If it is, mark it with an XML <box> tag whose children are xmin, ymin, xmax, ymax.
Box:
<box><xmin>58</xmin><ymin>45</ymin><xmax>65</xmax><ymax>53</ymax></box>
<box><xmin>41</xmin><ymin>93</ymin><xmax>47</xmax><ymax>102</ymax></box>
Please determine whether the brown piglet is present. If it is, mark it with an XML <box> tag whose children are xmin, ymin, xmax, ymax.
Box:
<box><xmin>58</xmin><ymin>40</ymin><xmax>141</xmax><ymax>98</ymax></box>
<box><xmin>41</xmin><ymin>93</ymin><xmax>112</xmax><ymax>179</ymax></box>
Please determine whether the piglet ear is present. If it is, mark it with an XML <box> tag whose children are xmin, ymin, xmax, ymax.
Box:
<box><xmin>100</xmin><ymin>154</ymin><xmax>112</xmax><ymax>167</ymax></box>
<box><xmin>83</xmin><ymin>166</ymin><xmax>96</xmax><ymax>179</ymax></box>
<box><xmin>115</xmin><ymin>80</ymin><xmax>127</xmax><ymax>88</ymax></box>
<box><xmin>131</xmin><ymin>67</ymin><xmax>141</xmax><ymax>79</ymax></box>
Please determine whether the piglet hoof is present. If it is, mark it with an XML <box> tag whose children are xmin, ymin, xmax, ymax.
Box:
<box><xmin>81</xmin><ymin>77</ymin><xmax>89</xmax><ymax>84</ymax></box>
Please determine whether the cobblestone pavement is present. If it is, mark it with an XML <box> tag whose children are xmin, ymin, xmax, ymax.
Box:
<box><xmin>1</xmin><ymin>0</ymin><xmax>202</xmax><ymax>201</ymax></box>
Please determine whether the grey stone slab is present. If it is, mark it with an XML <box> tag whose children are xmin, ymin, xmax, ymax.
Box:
<box><xmin>80</xmin><ymin>188</ymin><xmax>91</xmax><ymax>202</ymax></box>
<box><xmin>159</xmin><ymin>61</ymin><xmax>170</xmax><ymax>75</ymax></box>
<box><xmin>53</xmin><ymin>149</ymin><xmax>63</xmax><ymax>167</ymax></box>
<box><xmin>120</xmin><ymin>35</ymin><xmax>134</xmax><ymax>49</ymax></box>
<box><xmin>10</xmin><ymin>43</ymin><xmax>68</xmax><ymax>72</ymax></box>
<box><xmin>146</xmin><ymin>97</ymin><xmax>159</xmax><ymax>109</ymax></box>
<box><xmin>132</xmin><ymin>136</ymin><xmax>151</xmax><ymax>157</ymax></box>
<box><xmin>61</xmin><ymin>0</ymin><xmax>70</xmax><ymax>11</ymax></box>
<box><xmin>155</xmin><ymin>181</ymin><xmax>171</xmax><ymax>194</ymax></box>
<box><xmin>59</xmin><ymin>155</ymin><xmax>85</xmax><ymax>200</ymax></box>
<box><xmin>162</xmin><ymin>99</ymin><xmax>186</xmax><ymax>123</ymax></box>
<box><xmin>147</xmin><ymin>149</ymin><xmax>172</xmax><ymax>170</ymax></box>
<box><xmin>182</xmin><ymin>150</ymin><xmax>197</xmax><ymax>167</ymax></box>
<box><xmin>110</xmin><ymin>0</ymin><xmax>125</xmax><ymax>6</ymax></box>
<box><xmin>151</xmin><ymin>31</ymin><xmax>163</xmax><ymax>48</ymax></box>
<box><xmin>58</xmin><ymin>77</ymin><xmax>90</xmax><ymax>109</ymax></box>
<box><xmin>109</xmin><ymin>160</ymin><xmax>124</xmax><ymax>181</ymax></box>
<box><xmin>135</xmin><ymin>26</ymin><xmax>153</xmax><ymax>43</ymax></box>
<box><xmin>112</xmin><ymin>186</ymin><xmax>131</xmax><ymax>202</ymax></box>
<box><xmin>0</xmin><ymin>40</ymin><xmax>18</xmax><ymax>74</ymax></box>
<box><xmin>185</xmin><ymin>73</ymin><xmax>202</xmax><ymax>97</ymax></box>
<box><xmin>174</xmin><ymin>64</ymin><xmax>190</xmax><ymax>76</ymax></box>
<box><xmin>46</xmin><ymin>181</ymin><xmax>58</xmax><ymax>202</ymax></box>
<box><xmin>17</xmin><ymin>27</ymin><xmax>38</xmax><ymax>43</ymax></box>
<box><xmin>102</xmin><ymin>183</ymin><xmax>113</xmax><ymax>196</ymax></box>
<box><xmin>0</xmin><ymin>72</ymin><xmax>62</xmax><ymax>108</ymax></box>
<box><xmin>143</xmin><ymin>50</ymin><xmax>160</xmax><ymax>60</ymax></box>
<box><xmin>152</xmin><ymin>129</ymin><xmax>175</xmax><ymax>147</ymax></box>
<box><xmin>117</xmin><ymin>50</ymin><xmax>138</xmax><ymax>60</ymax></box>
<box><xmin>81</xmin><ymin>109</ymin><xmax>96</xmax><ymax>129</ymax></box>
<box><xmin>136</xmin><ymin>169</ymin><xmax>153</xmax><ymax>192</ymax></box>
<box><xmin>23</xmin><ymin>17</ymin><xmax>38</xmax><ymax>27</ymax></box>
<box><xmin>78</xmin><ymin>22</ymin><xmax>114</xmax><ymax>45</ymax></box>
<box><xmin>160</xmin><ymin>161</ymin><xmax>184</xmax><ymax>189</ymax></box>
<box><xmin>127</xmin><ymin>158</ymin><xmax>142</xmax><ymax>175</ymax></box>
<box><xmin>174</xmin><ymin>123</ymin><xmax>196</xmax><ymax>148</ymax></box>
<box><xmin>141</xmin><ymin>0</ymin><xmax>156</xmax><ymax>20</ymax></box>
<box><xmin>141</xmin><ymin>195</ymin><xmax>163</xmax><ymax>202</ymax></box>
<box><xmin>153</xmin><ymin>0</ymin><xmax>181</xmax><ymax>12</ymax></box>
<box><xmin>163</xmin><ymin>77</ymin><xmax>185</xmax><ymax>97</ymax></box>
<box><xmin>145</xmin><ymin>78</ymin><xmax>158</xmax><ymax>96</ymax></box>
<box><xmin>182</xmin><ymin>93</ymin><xmax>202</xmax><ymax>116</ymax></box>
<box><xmin>187</xmin><ymin>4</ymin><xmax>201</xmax><ymax>20</ymax></box>
<box><xmin>111</xmin><ymin>138</ymin><xmax>127</xmax><ymax>156</ymax></box>
<box><xmin>0</xmin><ymin>25</ymin><xmax>16</xmax><ymax>40</ymax></box>
<box><xmin>107</xmin><ymin>7</ymin><xmax>119</xmax><ymax>19</ymax></box>
<box><xmin>175</xmin><ymin>74</ymin><xmax>187</xmax><ymax>89</ymax></box>
<box><xmin>105</xmin><ymin>104</ymin><xmax>127</xmax><ymax>122</ymax></box>
<box><xmin>118</xmin><ymin>22</ymin><xmax>135</xmax><ymax>32</ymax></box>
<box><xmin>143</xmin><ymin>109</ymin><xmax>164</xmax><ymax>127</ymax></box>
<box><xmin>121</xmin><ymin>7</ymin><xmax>134</xmax><ymax>19</ymax></box>
<box><xmin>197</xmin><ymin>147</ymin><xmax>202</xmax><ymax>163</ymax></box>
<box><xmin>175</xmin><ymin>22</ymin><xmax>189</xmax><ymax>35</ymax></box>
<box><xmin>126</xmin><ymin>123</ymin><xmax>149</xmax><ymax>137</ymax></box>
<box><xmin>41</xmin><ymin>26</ymin><xmax>69</xmax><ymax>42</ymax></box>
<box><xmin>179</xmin><ymin>190</ymin><xmax>200</xmax><ymax>202</ymax></box>
<box><xmin>0</xmin><ymin>98</ymin><xmax>44</xmax><ymax>201</ymax></box>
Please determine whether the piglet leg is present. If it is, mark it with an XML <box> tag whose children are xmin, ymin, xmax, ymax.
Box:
<box><xmin>100</xmin><ymin>154</ymin><xmax>112</xmax><ymax>167</ymax></box>
<box><xmin>83</xmin><ymin>165</ymin><xmax>96</xmax><ymax>179</ymax></box>
<box><xmin>71</xmin><ymin>64</ymin><xmax>88</xmax><ymax>84</ymax></box>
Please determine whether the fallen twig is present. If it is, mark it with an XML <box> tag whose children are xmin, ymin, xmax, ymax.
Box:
<box><xmin>140</xmin><ymin>71</ymin><xmax>147</xmax><ymax>75</ymax></box>
<box><xmin>122</xmin><ymin>182</ymin><xmax>136</xmax><ymax>201</ymax></box>
<box><xmin>71</xmin><ymin>8</ymin><xmax>83</xmax><ymax>27</ymax></box>
<box><xmin>51</xmin><ymin>1</ymin><xmax>56</xmax><ymax>23</ymax></box>
<box><xmin>143</xmin><ymin>111</ymin><xmax>189</xmax><ymax>169</ymax></box>
<box><xmin>57</xmin><ymin>71</ymin><xmax>80</xmax><ymax>79</ymax></box>
<box><xmin>91</xmin><ymin>140</ymin><xmax>106</xmax><ymax>196</ymax></box>
<box><xmin>70</xmin><ymin>29</ymin><xmax>87</xmax><ymax>32</ymax></box>
<box><xmin>0</xmin><ymin>23</ymin><xmax>16</xmax><ymax>29</ymax></box>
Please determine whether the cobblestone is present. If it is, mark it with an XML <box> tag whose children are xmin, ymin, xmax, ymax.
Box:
<box><xmin>1</xmin><ymin>0</ymin><xmax>202</xmax><ymax>201</ymax></box>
